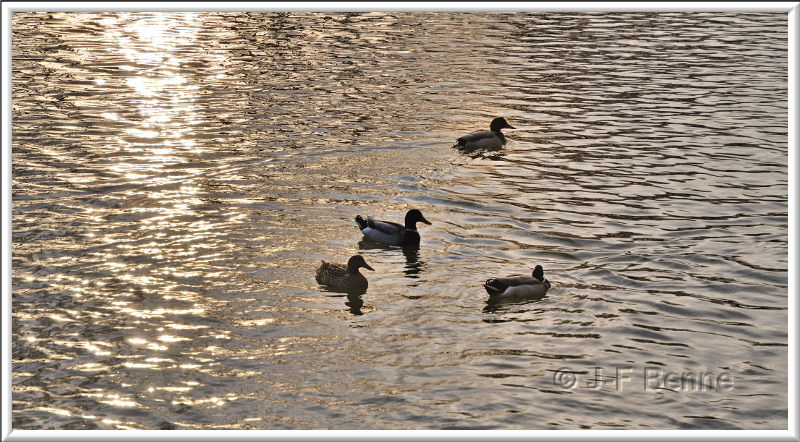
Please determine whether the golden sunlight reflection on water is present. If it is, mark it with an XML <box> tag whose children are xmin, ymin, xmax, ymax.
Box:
<box><xmin>83</xmin><ymin>14</ymin><xmax>221</xmax><ymax>415</ymax></box>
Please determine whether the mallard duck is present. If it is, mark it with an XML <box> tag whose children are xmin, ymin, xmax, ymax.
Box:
<box><xmin>355</xmin><ymin>209</ymin><xmax>431</xmax><ymax>246</ymax></box>
<box><xmin>484</xmin><ymin>265</ymin><xmax>551</xmax><ymax>298</ymax></box>
<box><xmin>453</xmin><ymin>117</ymin><xmax>515</xmax><ymax>150</ymax></box>
<box><xmin>315</xmin><ymin>255</ymin><xmax>374</xmax><ymax>293</ymax></box>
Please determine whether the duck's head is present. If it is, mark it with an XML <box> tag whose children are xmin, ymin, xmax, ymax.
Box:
<box><xmin>348</xmin><ymin>255</ymin><xmax>374</xmax><ymax>272</ymax></box>
<box><xmin>405</xmin><ymin>209</ymin><xmax>432</xmax><ymax>226</ymax></box>
<box><xmin>532</xmin><ymin>265</ymin><xmax>544</xmax><ymax>282</ymax></box>
<box><xmin>490</xmin><ymin>117</ymin><xmax>515</xmax><ymax>132</ymax></box>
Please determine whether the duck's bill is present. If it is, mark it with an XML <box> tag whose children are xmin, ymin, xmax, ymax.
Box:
<box><xmin>364</xmin><ymin>264</ymin><xmax>375</xmax><ymax>271</ymax></box>
<box><xmin>506</xmin><ymin>124</ymin><xmax>516</xmax><ymax>129</ymax></box>
<box><xmin>420</xmin><ymin>216</ymin><xmax>432</xmax><ymax>225</ymax></box>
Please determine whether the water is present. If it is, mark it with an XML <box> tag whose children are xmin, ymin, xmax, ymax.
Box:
<box><xmin>11</xmin><ymin>12</ymin><xmax>788</xmax><ymax>430</ymax></box>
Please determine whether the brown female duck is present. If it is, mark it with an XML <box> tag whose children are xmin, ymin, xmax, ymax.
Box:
<box><xmin>315</xmin><ymin>255</ymin><xmax>374</xmax><ymax>293</ymax></box>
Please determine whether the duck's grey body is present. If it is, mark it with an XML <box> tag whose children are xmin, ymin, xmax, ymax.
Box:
<box><xmin>358</xmin><ymin>219</ymin><xmax>419</xmax><ymax>246</ymax></box>
<box><xmin>316</xmin><ymin>255</ymin><xmax>374</xmax><ymax>293</ymax></box>
<box><xmin>454</xmin><ymin>117</ymin><xmax>515</xmax><ymax>150</ymax></box>
<box><xmin>484</xmin><ymin>265</ymin><xmax>551</xmax><ymax>298</ymax></box>
<box><xmin>355</xmin><ymin>209</ymin><xmax>431</xmax><ymax>246</ymax></box>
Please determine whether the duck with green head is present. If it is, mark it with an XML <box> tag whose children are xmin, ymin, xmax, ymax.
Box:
<box><xmin>453</xmin><ymin>117</ymin><xmax>515</xmax><ymax>150</ymax></box>
<box><xmin>355</xmin><ymin>209</ymin><xmax>431</xmax><ymax>246</ymax></box>
<box><xmin>484</xmin><ymin>265</ymin><xmax>551</xmax><ymax>298</ymax></box>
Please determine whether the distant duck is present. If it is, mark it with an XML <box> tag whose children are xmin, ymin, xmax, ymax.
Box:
<box><xmin>316</xmin><ymin>255</ymin><xmax>374</xmax><ymax>293</ymax></box>
<box><xmin>453</xmin><ymin>117</ymin><xmax>515</xmax><ymax>150</ymax></box>
<box><xmin>355</xmin><ymin>209</ymin><xmax>431</xmax><ymax>246</ymax></box>
<box><xmin>484</xmin><ymin>265</ymin><xmax>551</xmax><ymax>298</ymax></box>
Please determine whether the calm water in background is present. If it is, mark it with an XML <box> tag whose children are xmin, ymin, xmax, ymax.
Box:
<box><xmin>11</xmin><ymin>12</ymin><xmax>788</xmax><ymax>430</ymax></box>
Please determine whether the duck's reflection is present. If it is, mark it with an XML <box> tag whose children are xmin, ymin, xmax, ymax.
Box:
<box><xmin>482</xmin><ymin>292</ymin><xmax>548</xmax><ymax>315</ymax></box>
<box><xmin>357</xmin><ymin>239</ymin><xmax>426</xmax><ymax>279</ymax></box>
<box><xmin>455</xmin><ymin>144</ymin><xmax>506</xmax><ymax>160</ymax></box>
<box><xmin>320</xmin><ymin>286</ymin><xmax>367</xmax><ymax>315</ymax></box>
<box><xmin>344</xmin><ymin>293</ymin><xmax>364</xmax><ymax>316</ymax></box>
<box><xmin>400</xmin><ymin>245</ymin><xmax>425</xmax><ymax>278</ymax></box>
<box><xmin>322</xmin><ymin>289</ymin><xmax>367</xmax><ymax>315</ymax></box>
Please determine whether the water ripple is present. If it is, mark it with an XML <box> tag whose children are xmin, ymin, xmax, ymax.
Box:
<box><xmin>12</xmin><ymin>11</ymin><xmax>787</xmax><ymax>430</ymax></box>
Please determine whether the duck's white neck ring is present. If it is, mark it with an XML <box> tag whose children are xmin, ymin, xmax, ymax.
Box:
<box><xmin>406</xmin><ymin>229</ymin><xmax>417</xmax><ymax>233</ymax></box>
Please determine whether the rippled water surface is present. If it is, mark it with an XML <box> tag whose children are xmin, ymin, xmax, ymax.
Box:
<box><xmin>11</xmin><ymin>12</ymin><xmax>788</xmax><ymax>430</ymax></box>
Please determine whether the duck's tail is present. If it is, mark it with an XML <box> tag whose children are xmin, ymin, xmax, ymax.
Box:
<box><xmin>483</xmin><ymin>278</ymin><xmax>506</xmax><ymax>297</ymax></box>
<box><xmin>315</xmin><ymin>261</ymin><xmax>329</xmax><ymax>284</ymax></box>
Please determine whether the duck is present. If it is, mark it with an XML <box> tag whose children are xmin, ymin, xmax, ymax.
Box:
<box><xmin>453</xmin><ymin>117</ymin><xmax>515</xmax><ymax>150</ymax></box>
<box><xmin>355</xmin><ymin>209</ymin><xmax>431</xmax><ymax>246</ymax></box>
<box><xmin>315</xmin><ymin>255</ymin><xmax>374</xmax><ymax>293</ymax></box>
<box><xmin>483</xmin><ymin>265</ymin><xmax>551</xmax><ymax>298</ymax></box>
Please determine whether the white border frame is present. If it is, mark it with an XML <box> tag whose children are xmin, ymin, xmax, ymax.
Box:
<box><xmin>2</xmin><ymin>2</ymin><xmax>797</xmax><ymax>441</ymax></box>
